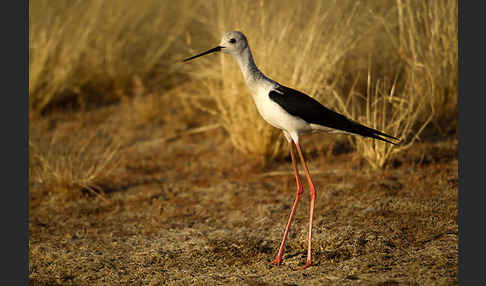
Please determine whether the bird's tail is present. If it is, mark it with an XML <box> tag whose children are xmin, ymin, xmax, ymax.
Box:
<box><xmin>348</xmin><ymin>121</ymin><xmax>401</xmax><ymax>145</ymax></box>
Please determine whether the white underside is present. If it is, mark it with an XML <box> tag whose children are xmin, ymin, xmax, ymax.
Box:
<box><xmin>250</xmin><ymin>82</ymin><xmax>347</xmax><ymax>143</ymax></box>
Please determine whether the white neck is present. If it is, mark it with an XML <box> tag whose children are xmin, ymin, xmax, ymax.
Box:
<box><xmin>233</xmin><ymin>46</ymin><xmax>272</xmax><ymax>92</ymax></box>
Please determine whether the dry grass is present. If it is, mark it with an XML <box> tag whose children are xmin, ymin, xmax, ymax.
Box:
<box><xmin>332</xmin><ymin>0</ymin><xmax>457</xmax><ymax>168</ymax></box>
<box><xmin>333</xmin><ymin>65</ymin><xmax>433</xmax><ymax>169</ymax></box>
<box><xmin>395</xmin><ymin>0</ymin><xmax>458</xmax><ymax>125</ymax></box>
<box><xmin>29</xmin><ymin>0</ymin><xmax>198</xmax><ymax>114</ymax></box>
<box><xmin>29</xmin><ymin>123</ymin><xmax>123</xmax><ymax>201</ymax></box>
<box><xmin>29</xmin><ymin>0</ymin><xmax>458</xmax><ymax>168</ymax></box>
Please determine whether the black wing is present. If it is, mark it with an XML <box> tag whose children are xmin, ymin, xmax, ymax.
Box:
<box><xmin>269</xmin><ymin>85</ymin><xmax>399</xmax><ymax>145</ymax></box>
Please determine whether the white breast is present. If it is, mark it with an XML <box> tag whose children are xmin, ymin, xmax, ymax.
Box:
<box><xmin>251</xmin><ymin>84</ymin><xmax>311</xmax><ymax>135</ymax></box>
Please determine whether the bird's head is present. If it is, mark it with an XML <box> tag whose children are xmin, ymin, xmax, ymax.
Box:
<box><xmin>219</xmin><ymin>31</ymin><xmax>248</xmax><ymax>55</ymax></box>
<box><xmin>184</xmin><ymin>31</ymin><xmax>248</xmax><ymax>62</ymax></box>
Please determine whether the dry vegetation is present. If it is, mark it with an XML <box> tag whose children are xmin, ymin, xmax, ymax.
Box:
<box><xmin>29</xmin><ymin>0</ymin><xmax>458</xmax><ymax>285</ymax></box>
<box><xmin>29</xmin><ymin>0</ymin><xmax>457</xmax><ymax>166</ymax></box>
<box><xmin>29</xmin><ymin>0</ymin><xmax>198</xmax><ymax>112</ymax></box>
<box><xmin>30</xmin><ymin>121</ymin><xmax>123</xmax><ymax>201</ymax></box>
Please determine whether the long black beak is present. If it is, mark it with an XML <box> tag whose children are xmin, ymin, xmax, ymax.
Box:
<box><xmin>183</xmin><ymin>46</ymin><xmax>223</xmax><ymax>62</ymax></box>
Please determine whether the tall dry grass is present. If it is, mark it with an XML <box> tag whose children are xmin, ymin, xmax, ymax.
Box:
<box><xmin>29</xmin><ymin>0</ymin><xmax>199</xmax><ymax>114</ymax></box>
<box><xmin>30</xmin><ymin>0</ymin><xmax>458</xmax><ymax>168</ymax></box>
<box><xmin>395</xmin><ymin>0</ymin><xmax>458</xmax><ymax>131</ymax></box>
<box><xmin>333</xmin><ymin>64</ymin><xmax>433</xmax><ymax>169</ymax></box>
<box><xmin>339</xmin><ymin>0</ymin><xmax>457</xmax><ymax>168</ymax></box>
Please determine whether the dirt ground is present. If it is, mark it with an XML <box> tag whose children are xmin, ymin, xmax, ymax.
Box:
<box><xmin>29</xmin><ymin>96</ymin><xmax>458</xmax><ymax>285</ymax></box>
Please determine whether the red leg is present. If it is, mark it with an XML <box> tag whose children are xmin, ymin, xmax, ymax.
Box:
<box><xmin>271</xmin><ymin>139</ymin><xmax>303</xmax><ymax>266</ymax></box>
<box><xmin>295</xmin><ymin>142</ymin><xmax>316</xmax><ymax>269</ymax></box>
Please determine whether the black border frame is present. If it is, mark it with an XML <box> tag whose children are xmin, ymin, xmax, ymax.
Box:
<box><xmin>2</xmin><ymin>0</ymin><xmax>29</xmax><ymax>284</ymax></box>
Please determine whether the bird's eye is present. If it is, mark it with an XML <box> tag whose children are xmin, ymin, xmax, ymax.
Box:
<box><xmin>229</xmin><ymin>38</ymin><xmax>236</xmax><ymax>44</ymax></box>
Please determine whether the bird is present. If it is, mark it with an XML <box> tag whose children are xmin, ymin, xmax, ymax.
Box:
<box><xmin>184</xmin><ymin>31</ymin><xmax>399</xmax><ymax>269</ymax></box>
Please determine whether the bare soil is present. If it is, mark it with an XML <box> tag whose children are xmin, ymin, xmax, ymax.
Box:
<box><xmin>29</xmin><ymin>97</ymin><xmax>458</xmax><ymax>285</ymax></box>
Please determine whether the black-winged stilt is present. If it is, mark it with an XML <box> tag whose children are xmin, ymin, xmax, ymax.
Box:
<box><xmin>184</xmin><ymin>31</ymin><xmax>399</xmax><ymax>269</ymax></box>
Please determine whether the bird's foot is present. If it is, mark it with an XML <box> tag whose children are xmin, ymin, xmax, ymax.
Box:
<box><xmin>270</xmin><ymin>257</ymin><xmax>282</xmax><ymax>266</ymax></box>
<box><xmin>300</xmin><ymin>260</ymin><xmax>312</xmax><ymax>270</ymax></box>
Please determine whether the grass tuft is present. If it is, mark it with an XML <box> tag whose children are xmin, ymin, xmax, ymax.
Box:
<box><xmin>333</xmin><ymin>64</ymin><xmax>433</xmax><ymax>169</ymax></box>
<box><xmin>30</xmin><ymin>124</ymin><xmax>123</xmax><ymax>201</ymax></box>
